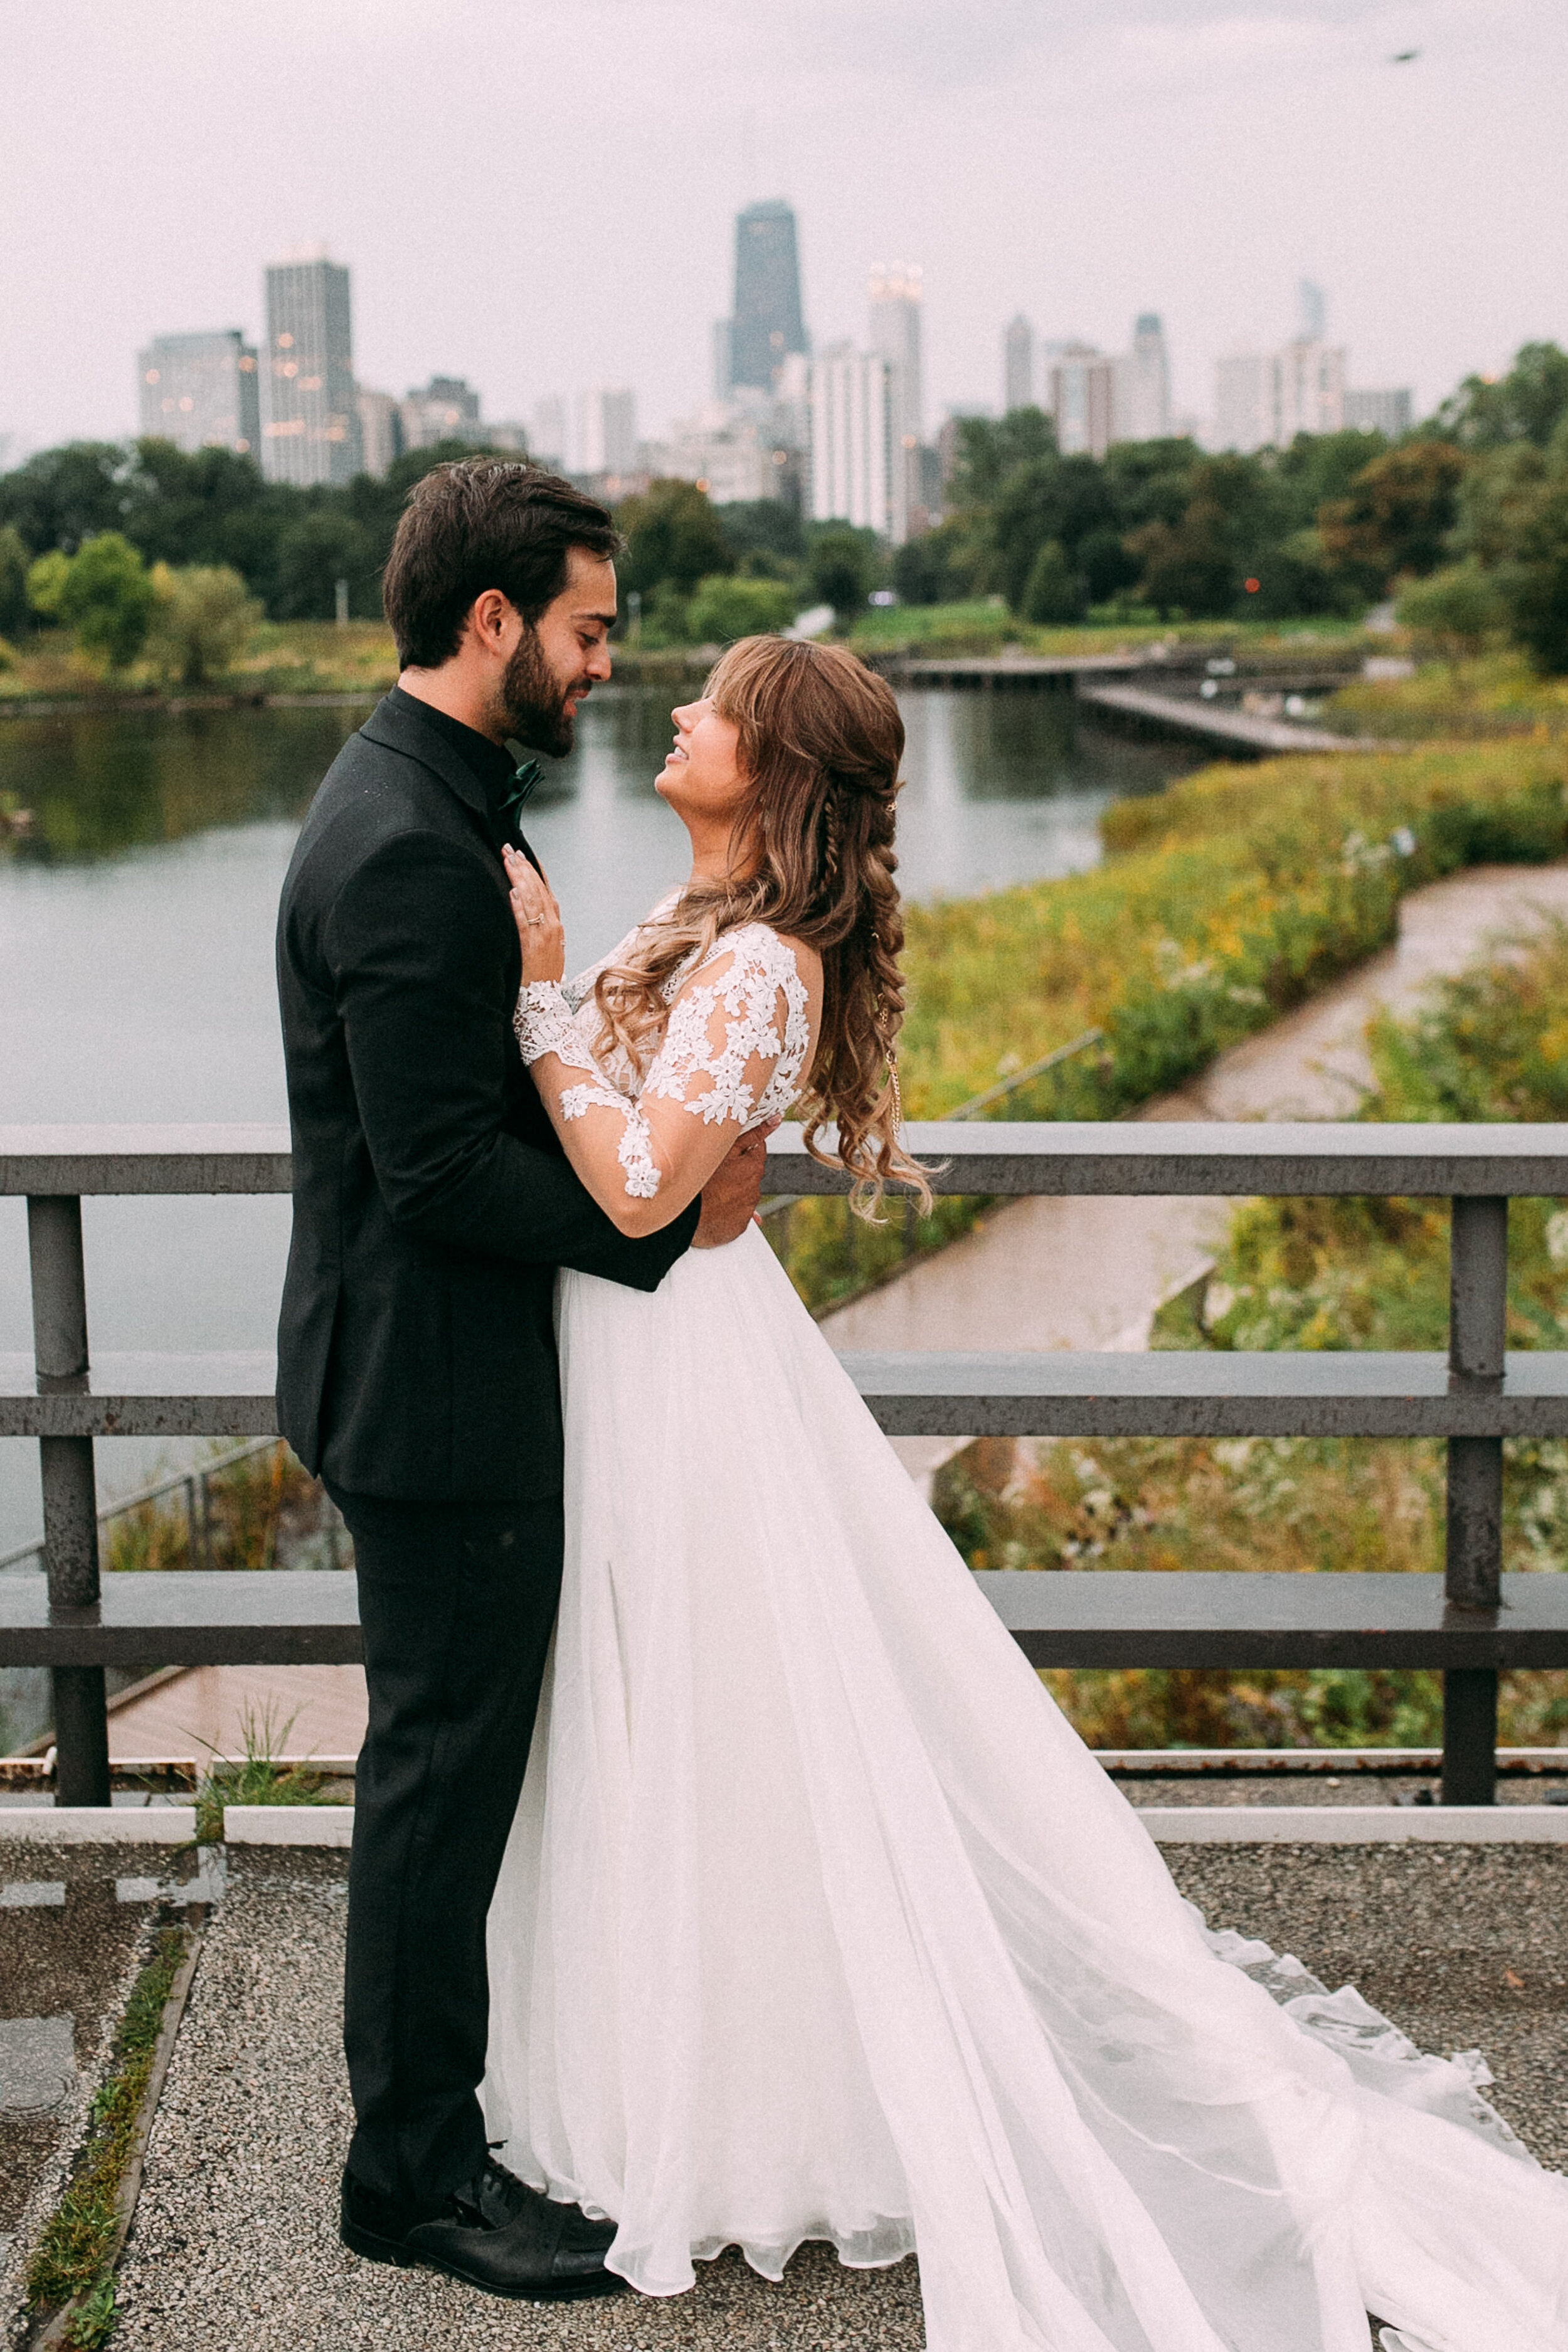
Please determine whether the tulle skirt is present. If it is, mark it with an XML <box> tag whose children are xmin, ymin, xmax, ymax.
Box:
<box><xmin>483</xmin><ymin>1223</ymin><xmax>1568</xmax><ymax>2352</ymax></box>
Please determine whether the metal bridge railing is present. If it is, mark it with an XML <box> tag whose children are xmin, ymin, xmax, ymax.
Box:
<box><xmin>4</xmin><ymin>1121</ymin><xmax>1567</xmax><ymax>1809</ymax></box>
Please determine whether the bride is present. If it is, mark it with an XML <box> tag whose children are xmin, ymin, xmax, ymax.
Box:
<box><xmin>486</xmin><ymin>634</ymin><xmax>1565</xmax><ymax>2352</ymax></box>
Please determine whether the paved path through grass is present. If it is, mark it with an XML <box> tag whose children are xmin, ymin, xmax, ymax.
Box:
<box><xmin>839</xmin><ymin>862</ymin><xmax>1568</xmax><ymax>1486</ymax></box>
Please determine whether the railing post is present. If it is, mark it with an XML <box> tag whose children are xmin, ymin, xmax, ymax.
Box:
<box><xmin>27</xmin><ymin>1196</ymin><xmax>110</xmax><ymax>1808</ymax></box>
<box><xmin>1443</xmin><ymin>1195</ymin><xmax>1506</xmax><ymax>1805</ymax></box>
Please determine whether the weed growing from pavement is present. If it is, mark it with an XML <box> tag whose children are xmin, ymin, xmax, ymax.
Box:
<box><xmin>24</xmin><ymin>1924</ymin><xmax>189</xmax><ymax>2329</ymax></box>
<box><xmin>193</xmin><ymin>1701</ymin><xmax>334</xmax><ymax>1843</ymax></box>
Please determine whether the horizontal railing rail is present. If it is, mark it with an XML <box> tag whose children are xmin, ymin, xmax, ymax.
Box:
<box><xmin>4</xmin><ymin>1121</ymin><xmax>1567</xmax><ymax>1808</ymax></box>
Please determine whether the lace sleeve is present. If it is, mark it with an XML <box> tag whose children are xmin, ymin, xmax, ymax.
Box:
<box><xmin>513</xmin><ymin>926</ymin><xmax>815</xmax><ymax>1227</ymax></box>
<box><xmin>643</xmin><ymin>926</ymin><xmax>813</xmax><ymax>1133</ymax></box>
<box><xmin>514</xmin><ymin>983</ymin><xmax>660</xmax><ymax>1200</ymax></box>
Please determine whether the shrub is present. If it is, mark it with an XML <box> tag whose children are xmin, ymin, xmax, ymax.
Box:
<box><xmin>686</xmin><ymin>572</ymin><xmax>797</xmax><ymax>644</ymax></box>
<box><xmin>1396</xmin><ymin>564</ymin><xmax>1508</xmax><ymax>669</ymax></box>
<box><xmin>146</xmin><ymin>563</ymin><xmax>262</xmax><ymax>687</ymax></box>
<box><xmin>1019</xmin><ymin>539</ymin><xmax>1084</xmax><ymax>625</ymax></box>
<box><xmin>28</xmin><ymin>532</ymin><xmax>156</xmax><ymax>670</ymax></box>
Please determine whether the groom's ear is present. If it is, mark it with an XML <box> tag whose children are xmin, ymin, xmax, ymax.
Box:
<box><xmin>467</xmin><ymin>588</ymin><xmax>524</xmax><ymax>660</ymax></box>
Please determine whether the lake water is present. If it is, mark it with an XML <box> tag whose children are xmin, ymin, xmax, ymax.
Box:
<box><xmin>0</xmin><ymin>686</ymin><xmax>1198</xmax><ymax>1557</ymax></box>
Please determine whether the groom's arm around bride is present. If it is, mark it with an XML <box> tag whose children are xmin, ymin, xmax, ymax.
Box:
<box><xmin>272</xmin><ymin>460</ymin><xmax>760</xmax><ymax>2299</ymax></box>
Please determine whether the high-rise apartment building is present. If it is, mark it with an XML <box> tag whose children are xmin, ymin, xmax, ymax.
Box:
<box><xmin>356</xmin><ymin>389</ymin><xmax>402</xmax><ymax>478</ymax></box>
<box><xmin>400</xmin><ymin>376</ymin><xmax>484</xmax><ymax>452</ymax></box>
<box><xmin>137</xmin><ymin>331</ymin><xmax>260</xmax><ymax>456</ymax></box>
<box><xmin>1114</xmin><ymin>314</ymin><xmax>1170</xmax><ymax>442</ymax></box>
<box><xmin>573</xmin><ymin>388</ymin><xmax>638</xmax><ymax>478</ymax></box>
<box><xmin>1049</xmin><ymin>347</ymin><xmax>1116</xmax><ymax>458</ymax></box>
<box><xmin>260</xmin><ymin>253</ymin><xmax>361</xmax><ymax>485</ymax></box>
<box><xmin>729</xmin><ymin>200</ymin><xmax>808</xmax><ymax>394</ymax></box>
<box><xmin>810</xmin><ymin>344</ymin><xmax>901</xmax><ymax>542</ymax></box>
<box><xmin>529</xmin><ymin>397</ymin><xmax>568</xmax><ymax>471</ymax></box>
<box><xmin>1214</xmin><ymin>352</ymin><xmax>1271</xmax><ymax>453</ymax></box>
<box><xmin>1213</xmin><ymin>339</ymin><xmax>1345</xmax><ymax>452</ymax></box>
<box><xmin>711</xmin><ymin>319</ymin><xmax>734</xmax><ymax>403</ymax></box>
<box><xmin>1004</xmin><ymin>315</ymin><xmax>1034</xmax><ymax>413</ymax></box>
<box><xmin>1344</xmin><ymin>387</ymin><xmax>1413</xmax><ymax>438</ymax></box>
<box><xmin>868</xmin><ymin>265</ymin><xmax>923</xmax><ymax>447</ymax></box>
<box><xmin>1272</xmin><ymin>338</ymin><xmax>1346</xmax><ymax>442</ymax></box>
<box><xmin>867</xmin><ymin>264</ymin><xmax>923</xmax><ymax>535</ymax></box>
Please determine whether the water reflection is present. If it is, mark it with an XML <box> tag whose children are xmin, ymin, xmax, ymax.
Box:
<box><xmin>0</xmin><ymin>705</ymin><xmax>369</xmax><ymax>865</ymax></box>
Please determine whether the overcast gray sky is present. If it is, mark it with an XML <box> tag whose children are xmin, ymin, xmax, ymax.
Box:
<box><xmin>4</xmin><ymin>0</ymin><xmax>1564</xmax><ymax>455</ymax></box>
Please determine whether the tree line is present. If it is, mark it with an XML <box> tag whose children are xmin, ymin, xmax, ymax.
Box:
<box><xmin>4</xmin><ymin>340</ymin><xmax>1568</xmax><ymax>675</ymax></box>
<box><xmin>908</xmin><ymin>341</ymin><xmax>1568</xmax><ymax>669</ymax></box>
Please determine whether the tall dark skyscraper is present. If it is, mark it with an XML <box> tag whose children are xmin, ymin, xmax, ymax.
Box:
<box><xmin>729</xmin><ymin>200</ymin><xmax>807</xmax><ymax>393</ymax></box>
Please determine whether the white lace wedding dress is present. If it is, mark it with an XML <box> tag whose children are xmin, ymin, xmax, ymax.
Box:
<box><xmin>482</xmin><ymin>915</ymin><xmax>1568</xmax><ymax>2352</ymax></box>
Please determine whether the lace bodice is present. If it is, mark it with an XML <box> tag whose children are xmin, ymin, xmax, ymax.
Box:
<box><xmin>514</xmin><ymin>917</ymin><xmax>813</xmax><ymax>1204</ymax></box>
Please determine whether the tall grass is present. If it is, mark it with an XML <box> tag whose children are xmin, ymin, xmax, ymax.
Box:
<box><xmin>104</xmin><ymin>1442</ymin><xmax>336</xmax><ymax>1574</ymax></box>
<box><xmin>771</xmin><ymin>739</ymin><xmax>1568</xmax><ymax>1314</ymax></box>
<box><xmin>932</xmin><ymin>916</ymin><xmax>1568</xmax><ymax>1749</ymax></box>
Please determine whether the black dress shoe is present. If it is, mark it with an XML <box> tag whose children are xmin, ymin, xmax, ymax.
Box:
<box><xmin>341</xmin><ymin>2156</ymin><xmax>625</xmax><ymax>2301</ymax></box>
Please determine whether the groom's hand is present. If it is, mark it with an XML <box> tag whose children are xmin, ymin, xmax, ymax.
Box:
<box><xmin>693</xmin><ymin>1121</ymin><xmax>778</xmax><ymax>1248</ymax></box>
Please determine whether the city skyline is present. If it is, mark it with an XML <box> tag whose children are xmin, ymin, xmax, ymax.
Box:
<box><xmin>3</xmin><ymin>1</ymin><xmax>1563</xmax><ymax>460</ymax></box>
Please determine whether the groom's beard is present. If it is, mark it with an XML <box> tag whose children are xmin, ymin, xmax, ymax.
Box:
<box><xmin>497</xmin><ymin>628</ymin><xmax>588</xmax><ymax>758</ymax></box>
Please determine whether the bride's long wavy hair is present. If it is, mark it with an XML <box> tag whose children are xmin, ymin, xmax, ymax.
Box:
<box><xmin>589</xmin><ymin>635</ymin><xmax>930</xmax><ymax>1214</ymax></box>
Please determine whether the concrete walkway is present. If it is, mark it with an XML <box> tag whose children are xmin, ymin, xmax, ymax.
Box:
<box><xmin>830</xmin><ymin>862</ymin><xmax>1568</xmax><ymax>1486</ymax></box>
<box><xmin>95</xmin><ymin>1840</ymin><xmax>1567</xmax><ymax>2349</ymax></box>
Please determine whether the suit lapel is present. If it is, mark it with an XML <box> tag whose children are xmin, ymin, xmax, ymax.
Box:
<box><xmin>360</xmin><ymin>697</ymin><xmax>495</xmax><ymax>838</ymax></box>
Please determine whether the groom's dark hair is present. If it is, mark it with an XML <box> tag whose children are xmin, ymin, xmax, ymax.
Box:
<box><xmin>383</xmin><ymin>458</ymin><xmax>623</xmax><ymax>669</ymax></box>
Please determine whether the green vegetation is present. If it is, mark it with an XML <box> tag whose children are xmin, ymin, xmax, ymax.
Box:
<box><xmin>193</xmin><ymin>1702</ymin><xmax>336</xmax><ymax>1844</ymax></box>
<box><xmin>768</xmin><ymin>736</ymin><xmax>1568</xmax><ymax>1314</ymax></box>
<box><xmin>26</xmin><ymin>1924</ymin><xmax>189</xmax><ymax>2333</ymax></box>
<box><xmin>928</xmin><ymin>919</ymin><xmax>1568</xmax><ymax>1752</ymax></box>
<box><xmin>104</xmin><ymin>1441</ymin><xmax>331</xmax><ymax>1574</ymax></box>
<box><xmin>144</xmin><ymin>562</ymin><xmax>262</xmax><ymax>688</ymax></box>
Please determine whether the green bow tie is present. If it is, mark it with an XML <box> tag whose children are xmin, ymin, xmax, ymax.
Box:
<box><xmin>496</xmin><ymin>759</ymin><xmax>542</xmax><ymax>845</ymax></box>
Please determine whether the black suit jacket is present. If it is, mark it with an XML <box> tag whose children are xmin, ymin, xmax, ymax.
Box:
<box><xmin>274</xmin><ymin>692</ymin><xmax>697</xmax><ymax>1501</ymax></box>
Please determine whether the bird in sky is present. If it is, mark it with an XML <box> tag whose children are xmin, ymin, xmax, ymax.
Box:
<box><xmin>1389</xmin><ymin>48</ymin><xmax>1421</xmax><ymax>63</ymax></box>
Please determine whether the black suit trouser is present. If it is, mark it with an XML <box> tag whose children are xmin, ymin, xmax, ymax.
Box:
<box><xmin>329</xmin><ymin>1484</ymin><xmax>563</xmax><ymax>2204</ymax></box>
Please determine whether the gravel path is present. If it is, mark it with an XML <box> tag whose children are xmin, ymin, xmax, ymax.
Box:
<box><xmin>109</xmin><ymin>1842</ymin><xmax>1568</xmax><ymax>2350</ymax></box>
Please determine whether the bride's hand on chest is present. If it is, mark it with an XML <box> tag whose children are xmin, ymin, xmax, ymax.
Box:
<box><xmin>502</xmin><ymin>845</ymin><xmax>565</xmax><ymax>984</ymax></box>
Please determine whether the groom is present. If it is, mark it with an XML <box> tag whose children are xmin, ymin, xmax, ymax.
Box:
<box><xmin>275</xmin><ymin>460</ymin><xmax>766</xmax><ymax>2299</ymax></box>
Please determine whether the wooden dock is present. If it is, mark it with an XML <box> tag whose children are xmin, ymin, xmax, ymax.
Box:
<box><xmin>1078</xmin><ymin>680</ymin><xmax>1372</xmax><ymax>758</ymax></box>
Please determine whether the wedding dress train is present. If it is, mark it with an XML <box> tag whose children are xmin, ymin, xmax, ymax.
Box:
<box><xmin>483</xmin><ymin>923</ymin><xmax>1567</xmax><ymax>2352</ymax></box>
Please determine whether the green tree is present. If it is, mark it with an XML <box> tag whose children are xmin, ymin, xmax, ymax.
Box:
<box><xmin>712</xmin><ymin>499</ymin><xmax>807</xmax><ymax>570</ymax></box>
<box><xmin>1076</xmin><ymin>526</ymin><xmax>1140</xmax><ymax>606</ymax></box>
<box><xmin>990</xmin><ymin>455</ymin><xmax>1117</xmax><ymax>610</ymax></box>
<box><xmin>272</xmin><ymin>509</ymin><xmax>379</xmax><ymax>620</ymax></box>
<box><xmin>1498</xmin><ymin>478</ymin><xmax>1568</xmax><ymax>675</ymax></box>
<box><xmin>1395</xmin><ymin>563</ymin><xmax>1507</xmax><ymax>669</ymax></box>
<box><xmin>943</xmin><ymin>408</ymin><xmax>1056</xmax><ymax>511</ymax></box>
<box><xmin>1451</xmin><ymin>440</ymin><xmax>1552</xmax><ymax>570</ymax></box>
<box><xmin>1099</xmin><ymin>438</ymin><xmax>1202</xmax><ymax>534</ymax></box>
<box><xmin>1019</xmin><ymin>539</ymin><xmax>1085</xmax><ymax>624</ymax></box>
<box><xmin>0</xmin><ymin>523</ymin><xmax>31</xmax><ymax>637</ymax></box>
<box><xmin>0</xmin><ymin>441</ymin><xmax>130</xmax><ymax>554</ymax></box>
<box><xmin>686</xmin><ymin>573</ymin><xmax>798</xmax><ymax>644</ymax></box>
<box><xmin>1437</xmin><ymin>341</ymin><xmax>1568</xmax><ymax>452</ymax></box>
<box><xmin>1126</xmin><ymin>457</ymin><xmax>1279</xmax><ymax>618</ymax></box>
<box><xmin>31</xmin><ymin>532</ymin><xmax>157</xmax><ymax>668</ymax></box>
<box><xmin>146</xmin><ymin>563</ymin><xmax>263</xmax><ymax>686</ymax></box>
<box><xmin>616</xmin><ymin>479</ymin><xmax>733</xmax><ymax>598</ymax></box>
<box><xmin>807</xmin><ymin>526</ymin><xmax>877</xmax><ymax>626</ymax></box>
<box><xmin>891</xmin><ymin>523</ymin><xmax>966</xmax><ymax>605</ymax></box>
<box><xmin>1316</xmin><ymin>440</ymin><xmax>1468</xmax><ymax>590</ymax></box>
